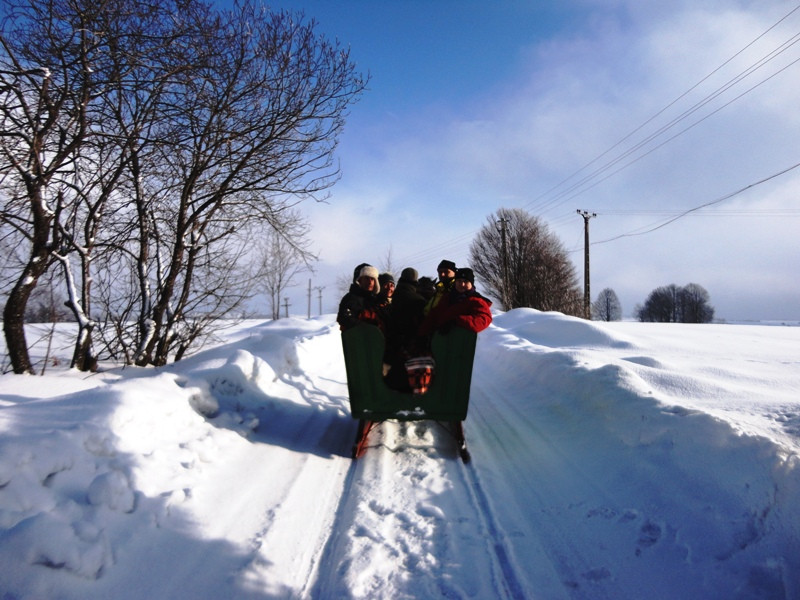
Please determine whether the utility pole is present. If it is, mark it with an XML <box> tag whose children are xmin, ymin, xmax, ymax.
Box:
<box><xmin>307</xmin><ymin>279</ymin><xmax>312</xmax><ymax>319</ymax></box>
<box><xmin>497</xmin><ymin>214</ymin><xmax>510</xmax><ymax>310</ymax></box>
<box><xmin>315</xmin><ymin>286</ymin><xmax>325</xmax><ymax>315</ymax></box>
<box><xmin>577</xmin><ymin>210</ymin><xmax>597</xmax><ymax>320</ymax></box>
<box><xmin>283</xmin><ymin>297</ymin><xmax>290</xmax><ymax>318</ymax></box>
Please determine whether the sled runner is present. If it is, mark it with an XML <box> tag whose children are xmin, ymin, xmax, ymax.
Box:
<box><xmin>341</xmin><ymin>323</ymin><xmax>477</xmax><ymax>462</ymax></box>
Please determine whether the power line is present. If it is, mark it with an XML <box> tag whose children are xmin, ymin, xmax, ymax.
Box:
<box><xmin>523</xmin><ymin>4</ymin><xmax>800</xmax><ymax>218</ymax></box>
<box><xmin>524</xmin><ymin>9</ymin><xmax>800</xmax><ymax>215</ymax></box>
<box><xmin>595</xmin><ymin>209</ymin><xmax>800</xmax><ymax>217</ymax></box>
<box><xmin>394</xmin><ymin>229</ymin><xmax>475</xmax><ymax>270</ymax></box>
<box><xmin>548</xmin><ymin>52</ymin><xmax>800</xmax><ymax>212</ymax></box>
<box><xmin>593</xmin><ymin>159</ymin><xmax>800</xmax><ymax>244</ymax></box>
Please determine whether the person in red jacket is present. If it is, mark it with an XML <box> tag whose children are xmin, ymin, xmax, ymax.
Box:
<box><xmin>419</xmin><ymin>267</ymin><xmax>492</xmax><ymax>336</ymax></box>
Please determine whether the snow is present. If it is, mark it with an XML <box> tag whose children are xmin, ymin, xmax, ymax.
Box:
<box><xmin>1</xmin><ymin>310</ymin><xmax>798</xmax><ymax>599</ymax></box>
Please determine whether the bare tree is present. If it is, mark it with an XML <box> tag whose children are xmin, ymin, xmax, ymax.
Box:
<box><xmin>469</xmin><ymin>208</ymin><xmax>582</xmax><ymax>315</ymax></box>
<box><xmin>679</xmin><ymin>283</ymin><xmax>715</xmax><ymax>323</ymax></box>
<box><xmin>336</xmin><ymin>272</ymin><xmax>355</xmax><ymax>300</ymax></box>
<box><xmin>1</xmin><ymin>0</ymin><xmax>200</xmax><ymax>371</ymax></box>
<box><xmin>2</xmin><ymin>0</ymin><xmax>366</xmax><ymax>369</ymax></box>
<box><xmin>132</xmin><ymin>1</ymin><xmax>366</xmax><ymax>365</ymax></box>
<box><xmin>593</xmin><ymin>288</ymin><xmax>622</xmax><ymax>321</ymax></box>
<box><xmin>257</xmin><ymin>216</ymin><xmax>316</xmax><ymax>320</ymax></box>
<box><xmin>379</xmin><ymin>246</ymin><xmax>397</xmax><ymax>276</ymax></box>
<box><xmin>86</xmin><ymin>0</ymin><xmax>202</xmax><ymax>366</ymax></box>
<box><xmin>0</xmin><ymin>0</ymin><xmax>100</xmax><ymax>373</ymax></box>
<box><xmin>636</xmin><ymin>284</ymin><xmax>679</xmax><ymax>322</ymax></box>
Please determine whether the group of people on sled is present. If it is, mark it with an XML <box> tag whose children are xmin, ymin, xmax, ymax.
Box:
<box><xmin>337</xmin><ymin>259</ymin><xmax>492</xmax><ymax>394</ymax></box>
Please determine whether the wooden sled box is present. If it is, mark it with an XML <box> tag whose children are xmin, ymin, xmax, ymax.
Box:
<box><xmin>341</xmin><ymin>323</ymin><xmax>478</xmax><ymax>422</ymax></box>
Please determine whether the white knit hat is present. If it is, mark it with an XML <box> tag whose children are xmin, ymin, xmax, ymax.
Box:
<box><xmin>358</xmin><ymin>265</ymin><xmax>380</xmax><ymax>293</ymax></box>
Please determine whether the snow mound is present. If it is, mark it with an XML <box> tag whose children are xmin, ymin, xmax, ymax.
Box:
<box><xmin>0</xmin><ymin>511</ymin><xmax>111</xmax><ymax>580</ymax></box>
<box><xmin>493</xmin><ymin>308</ymin><xmax>636</xmax><ymax>349</ymax></box>
<box><xmin>87</xmin><ymin>470</ymin><xmax>135</xmax><ymax>513</ymax></box>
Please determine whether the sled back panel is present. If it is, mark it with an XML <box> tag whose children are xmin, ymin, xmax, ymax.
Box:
<box><xmin>341</xmin><ymin>323</ymin><xmax>477</xmax><ymax>421</ymax></box>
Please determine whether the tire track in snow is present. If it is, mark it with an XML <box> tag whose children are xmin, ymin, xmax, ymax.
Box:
<box><xmin>228</xmin><ymin>328</ymin><xmax>357</xmax><ymax>597</ymax></box>
<box><xmin>308</xmin><ymin>423</ymin><xmax>452</xmax><ymax>599</ymax></box>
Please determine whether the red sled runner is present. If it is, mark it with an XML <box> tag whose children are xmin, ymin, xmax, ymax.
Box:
<box><xmin>341</xmin><ymin>323</ymin><xmax>477</xmax><ymax>462</ymax></box>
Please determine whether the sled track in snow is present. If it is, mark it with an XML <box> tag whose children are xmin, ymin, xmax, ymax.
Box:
<box><xmin>304</xmin><ymin>409</ymin><xmax>623</xmax><ymax>600</ymax></box>
<box><xmin>301</xmin><ymin>458</ymin><xmax>362</xmax><ymax>599</ymax></box>
<box><xmin>304</xmin><ymin>421</ymin><xmax>533</xmax><ymax>600</ymax></box>
<box><xmin>469</xmin><ymin>378</ymin><xmax>621</xmax><ymax>600</ymax></box>
<box><xmin>456</xmin><ymin>459</ymin><xmax>528</xmax><ymax>599</ymax></box>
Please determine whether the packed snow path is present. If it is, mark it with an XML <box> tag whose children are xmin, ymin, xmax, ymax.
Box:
<box><xmin>0</xmin><ymin>311</ymin><xmax>798</xmax><ymax>599</ymax></box>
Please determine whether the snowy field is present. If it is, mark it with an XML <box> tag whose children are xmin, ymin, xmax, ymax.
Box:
<box><xmin>0</xmin><ymin>310</ymin><xmax>798</xmax><ymax>599</ymax></box>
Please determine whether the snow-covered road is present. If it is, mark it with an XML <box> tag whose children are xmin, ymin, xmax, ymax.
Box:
<box><xmin>1</xmin><ymin>312</ymin><xmax>798</xmax><ymax>599</ymax></box>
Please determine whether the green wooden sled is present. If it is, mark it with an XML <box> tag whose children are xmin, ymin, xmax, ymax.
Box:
<box><xmin>341</xmin><ymin>323</ymin><xmax>478</xmax><ymax>422</ymax></box>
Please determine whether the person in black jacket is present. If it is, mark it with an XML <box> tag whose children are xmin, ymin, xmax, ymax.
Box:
<box><xmin>377</xmin><ymin>272</ymin><xmax>395</xmax><ymax>309</ymax></box>
<box><xmin>383</xmin><ymin>267</ymin><xmax>428</xmax><ymax>392</ymax></box>
<box><xmin>416</xmin><ymin>276</ymin><xmax>436</xmax><ymax>301</ymax></box>
<box><xmin>337</xmin><ymin>264</ymin><xmax>384</xmax><ymax>331</ymax></box>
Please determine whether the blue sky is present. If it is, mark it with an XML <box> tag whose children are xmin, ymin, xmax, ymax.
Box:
<box><xmin>236</xmin><ymin>0</ymin><xmax>800</xmax><ymax>321</ymax></box>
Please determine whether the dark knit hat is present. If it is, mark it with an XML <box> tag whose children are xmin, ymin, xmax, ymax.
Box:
<box><xmin>454</xmin><ymin>267</ymin><xmax>475</xmax><ymax>284</ymax></box>
<box><xmin>417</xmin><ymin>276</ymin><xmax>436</xmax><ymax>299</ymax></box>
<box><xmin>400</xmin><ymin>267</ymin><xmax>419</xmax><ymax>283</ymax></box>
<box><xmin>437</xmin><ymin>259</ymin><xmax>456</xmax><ymax>273</ymax></box>
<box><xmin>378</xmin><ymin>272</ymin><xmax>395</xmax><ymax>286</ymax></box>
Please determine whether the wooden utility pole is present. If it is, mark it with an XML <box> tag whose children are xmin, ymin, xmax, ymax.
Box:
<box><xmin>315</xmin><ymin>286</ymin><xmax>325</xmax><ymax>315</ymax></box>
<box><xmin>577</xmin><ymin>210</ymin><xmax>597</xmax><ymax>319</ymax></box>
<box><xmin>307</xmin><ymin>279</ymin><xmax>312</xmax><ymax>319</ymax></box>
<box><xmin>497</xmin><ymin>215</ymin><xmax>510</xmax><ymax>310</ymax></box>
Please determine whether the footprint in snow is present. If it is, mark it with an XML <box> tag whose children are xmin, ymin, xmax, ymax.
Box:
<box><xmin>636</xmin><ymin>520</ymin><xmax>662</xmax><ymax>555</ymax></box>
<box><xmin>416</xmin><ymin>502</ymin><xmax>445</xmax><ymax>520</ymax></box>
<box><xmin>367</xmin><ymin>499</ymin><xmax>392</xmax><ymax>517</ymax></box>
<box><xmin>582</xmin><ymin>566</ymin><xmax>612</xmax><ymax>581</ymax></box>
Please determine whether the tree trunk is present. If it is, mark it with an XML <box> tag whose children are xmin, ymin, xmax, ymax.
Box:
<box><xmin>3</xmin><ymin>253</ymin><xmax>49</xmax><ymax>374</ymax></box>
<box><xmin>71</xmin><ymin>325</ymin><xmax>98</xmax><ymax>372</ymax></box>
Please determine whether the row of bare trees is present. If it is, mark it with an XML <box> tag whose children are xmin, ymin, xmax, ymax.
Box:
<box><xmin>1</xmin><ymin>0</ymin><xmax>366</xmax><ymax>373</ymax></box>
<box><xmin>593</xmin><ymin>285</ymin><xmax>715</xmax><ymax>323</ymax></box>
